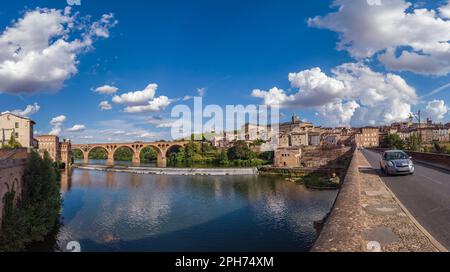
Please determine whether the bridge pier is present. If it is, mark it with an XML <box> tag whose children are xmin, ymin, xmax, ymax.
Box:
<box><xmin>107</xmin><ymin>152</ymin><xmax>115</xmax><ymax>166</ymax></box>
<box><xmin>157</xmin><ymin>156</ymin><xmax>167</xmax><ymax>168</ymax></box>
<box><xmin>132</xmin><ymin>151</ymin><xmax>141</xmax><ymax>166</ymax></box>
<box><xmin>83</xmin><ymin>152</ymin><xmax>89</xmax><ymax>164</ymax></box>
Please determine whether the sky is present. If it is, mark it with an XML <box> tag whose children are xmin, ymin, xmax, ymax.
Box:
<box><xmin>1</xmin><ymin>0</ymin><xmax>450</xmax><ymax>143</ymax></box>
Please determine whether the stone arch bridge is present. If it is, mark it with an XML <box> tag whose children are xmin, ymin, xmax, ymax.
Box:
<box><xmin>71</xmin><ymin>141</ymin><xmax>189</xmax><ymax>168</ymax></box>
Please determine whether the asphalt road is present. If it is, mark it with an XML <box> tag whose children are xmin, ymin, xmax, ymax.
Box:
<box><xmin>361</xmin><ymin>149</ymin><xmax>450</xmax><ymax>251</ymax></box>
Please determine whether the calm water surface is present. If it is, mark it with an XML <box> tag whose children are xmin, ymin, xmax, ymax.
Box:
<box><xmin>52</xmin><ymin>167</ymin><xmax>337</xmax><ymax>252</ymax></box>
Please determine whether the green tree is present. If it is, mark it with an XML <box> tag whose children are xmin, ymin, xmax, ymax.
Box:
<box><xmin>215</xmin><ymin>149</ymin><xmax>229</xmax><ymax>165</ymax></box>
<box><xmin>72</xmin><ymin>149</ymin><xmax>83</xmax><ymax>159</ymax></box>
<box><xmin>114</xmin><ymin>147</ymin><xmax>133</xmax><ymax>161</ymax></box>
<box><xmin>140</xmin><ymin>147</ymin><xmax>158</xmax><ymax>162</ymax></box>
<box><xmin>0</xmin><ymin>151</ymin><xmax>62</xmax><ymax>251</ymax></box>
<box><xmin>382</xmin><ymin>134</ymin><xmax>405</xmax><ymax>150</ymax></box>
<box><xmin>2</xmin><ymin>134</ymin><xmax>22</xmax><ymax>149</ymax></box>
<box><xmin>405</xmin><ymin>133</ymin><xmax>422</xmax><ymax>151</ymax></box>
<box><xmin>89</xmin><ymin>148</ymin><xmax>107</xmax><ymax>160</ymax></box>
<box><xmin>259</xmin><ymin>151</ymin><xmax>274</xmax><ymax>163</ymax></box>
<box><xmin>227</xmin><ymin>141</ymin><xmax>255</xmax><ymax>161</ymax></box>
<box><xmin>432</xmin><ymin>141</ymin><xmax>442</xmax><ymax>153</ymax></box>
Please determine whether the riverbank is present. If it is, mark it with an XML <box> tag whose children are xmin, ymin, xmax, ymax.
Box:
<box><xmin>72</xmin><ymin>164</ymin><xmax>258</xmax><ymax>176</ymax></box>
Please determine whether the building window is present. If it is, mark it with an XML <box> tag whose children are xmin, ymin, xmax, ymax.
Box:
<box><xmin>15</xmin><ymin>122</ymin><xmax>19</xmax><ymax>128</ymax></box>
<box><xmin>15</xmin><ymin>132</ymin><xmax>19</xmax><ymax>138</ymax></box>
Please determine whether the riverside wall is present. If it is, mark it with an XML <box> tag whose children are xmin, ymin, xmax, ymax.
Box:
<box><xmin>0</xmin><ymin>149</ymin><xmax>28</xmax><ymax>221</ymax></box>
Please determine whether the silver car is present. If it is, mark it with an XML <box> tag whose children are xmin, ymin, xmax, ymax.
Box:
<box><xmin>380</xmin><ymin>150</ymin><xmax>415</xmax><ymax>176</ymax></box>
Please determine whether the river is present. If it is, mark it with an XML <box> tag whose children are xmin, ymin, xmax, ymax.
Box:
<box><xmin>40</xmin><ymin>161</ymin><xmax>338</xmax><ymax>252</ymax></box>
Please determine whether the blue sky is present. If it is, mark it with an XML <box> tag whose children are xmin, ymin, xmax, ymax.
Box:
<box><xmin>1</xmin><ymin>0</ymin><xmax>450</xmax><ymax>143</ymax></box>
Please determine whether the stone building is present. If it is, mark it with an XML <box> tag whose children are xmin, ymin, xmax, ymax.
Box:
<box><xmin>0</xmin><ymin>112</ymin><xmax>35</xmax><ymax>149</ymax></box>
<box><xmin>274</xmin><ymin>147</ymin><xmax>302</xmax><ymax>168</ymax></box>
<box><xmin>36</xmin><ymin>135</ymin><xmax>72</xmax><ymax>167</ymax></box>
<box><xmin>354</xmin><ymin>127</ymin><xmax>380</xmax><ymax>148</ymax></box>
<box><xmin>36</xmin><ymin>135</ymin><xmax>61</xmax><ymax>162</ymax></box>
<box><xmin>432</xmin><ymin>126</ymin><xmax>450</xmax><ymax>142</ymax></box>
<box><xmin>322</xmin><ymin>133</ymin><xmax>340</xmax><ymax>146</ymax></box>
<box><xmin>60</xmin><ymin>139</ymin><xmax>72</xmax><ymax>167</ymax></box>
<box><xmin>278</xmin><ymin>115</ymin><xmax>322</xmax><ymax>148</ymax></box>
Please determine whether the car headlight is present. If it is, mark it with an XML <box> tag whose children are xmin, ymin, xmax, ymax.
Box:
<box><xmin>387</xmin><ymin>161</ymin><xmax>394</xmax><ymax>167</ymax></box>
<box><xmin>409</xmin><ymin>160</ymin><xmax>413</xmax><ymax>167</ymax></box>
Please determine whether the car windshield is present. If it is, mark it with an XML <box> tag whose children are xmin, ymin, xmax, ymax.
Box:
<box><xmin>386</xmin><ymin>152</ymin><xmax>408</xmax><ymax>160</ymax></box>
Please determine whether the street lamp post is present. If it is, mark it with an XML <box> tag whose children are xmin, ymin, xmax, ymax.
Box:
<box><xmin>409</xmin><ymin>110</ymin><xmax>422</xmax><ymax>151</ymax></box>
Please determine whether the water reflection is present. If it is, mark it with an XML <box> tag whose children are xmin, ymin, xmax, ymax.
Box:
<box><xmin>53</xmin><ymin>169</ymin><xmax>337</xmax><ymax>252</ymax></box>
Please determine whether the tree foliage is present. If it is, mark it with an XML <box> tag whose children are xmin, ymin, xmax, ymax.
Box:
<box><xmin>140</xmin><ymin>147</ymin><xmax>158</xmax><ymax>162</ymax></box>
<box><xmin>1</xmin><ymin>134</ymin><xmax>22</xmax><ymax>149</ymax></box>
<box><xmin>114</xmin><ymin>147</ymin><xmax>133</xmax><ymax>161</ymax></box>
<box><xmin>405</xmin><ymin>133</ymin><xmax>422</xmax><ymax>152</ymax></box>
<box><xmin>227</xmin><ymin>141</ymin><xmax>255</xmax><ymax>161</ymax></box>
<box><xmin>382</xmin><ymin>134</ymin><xmax>405</xmax><ymax>150</ymax></box>
<box><xmin>0</xmin><ymin>151</ymin><xmax>61</xmax><ymax>251</ymax></box>
<box><xmin>167</xmin><ymin>140</ymin><xmax>269</xmax><ymax>167</ymax></box>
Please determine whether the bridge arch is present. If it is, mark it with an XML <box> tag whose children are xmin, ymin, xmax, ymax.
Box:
<box><xmin>87</xmin><ymin>146</ymin><xmax>110</xmax><ymax>165</ymax></box>
<box><xmin>138</xmin><ymin>144</ymin><xmax>164</xmax><ymax>167</ymax></box>
<box><xmin>113</xmin><ymin>146</ymin><xmax>135</xmax><ymax>165</ymax></box>
<box><xmin>139</xmin><ymin>145</ymin><xmax>162</xmax><ymax>165</ymax></box>
<box><xmin>71</xmin><ymin>147</ymin><xmax>87</xmax><ymax>164</ymax></box>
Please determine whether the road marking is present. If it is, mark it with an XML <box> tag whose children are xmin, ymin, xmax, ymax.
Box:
<box><xmin>417</xmin><ymin>174</ymin><xmax>443</xmax><ymax>185</ymax></box>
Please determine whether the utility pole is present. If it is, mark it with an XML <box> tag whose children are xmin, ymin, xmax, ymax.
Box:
<box><xmin>409</xmin><ymin>110</ymin><xmax>422</xmax><ymax>151</ymax></box>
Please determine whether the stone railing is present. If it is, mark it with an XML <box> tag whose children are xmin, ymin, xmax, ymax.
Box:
<box><xmin>311</xmin><ymin>149</ymin><xmax>362</xmax><ymax>251</ymax></box>
<box><xmin>0</xmin><ymin>148</ymin><xmax>29</xmax><ymax>169</ymax></box>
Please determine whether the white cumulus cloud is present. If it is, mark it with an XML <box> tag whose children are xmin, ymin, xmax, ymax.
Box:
<box><xmin>124</xmin><ymin>96</ymin><xmax>171</xmax><ymax>113</ymax></box>
<box><xmin>440</xmin><ymin>1</ymin><xmax>450</xmax><ymax>19</ymax></box>
<box><xmin>424</xmin><ymin>100</ymin><xmax>448</xmax><ymax>120</ymax></box>
<box><xmin>94</xmin><ymin>85</ymin><xmax>119</xmax><ymax>95</ymax></box>
<box><xmin>252</xmin><ymin>63</ymin><xmax>418</xmax><ymax>126</ymax></box>
<box><xmin>309</xmin><ymin>0</ymin><xmax>450</xmax><ymax>76</ymax></box>
<box><xmin>112</xmin><ymin>84</ymin><xmax>158</xmax><ymax>105</ymax></box>
<box><xmin>112</xmin><ymin>83</ymin><xmax>172</xmax><ymax>113</ymax></box>
<box><xmin>66</xmin><ymin>124</ymin><xmax>86</xmax><ymax>133</ymax></box>
<box><xmin>49</xmin><ymin>115</ymin><xmax>66</xmax><ymax>136</ymax></box>
<box><xmin>10</xmin><ymin>103</ymin><xmax>40</xmax><ymax>117</ymax></box>
<box><xmin>99</xmin><ymin>101</ymin><xmax>112</xmax><ymax>110</ymax></box>
<box><xmin>0</xmin><ymin>7</ymin><xmax>117</xmax><ymax>94</ymax></box>
<box><xmin>316</xmin><ymin>100</ymin><xmax>360</xmax><ymax>127</ymax></box>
